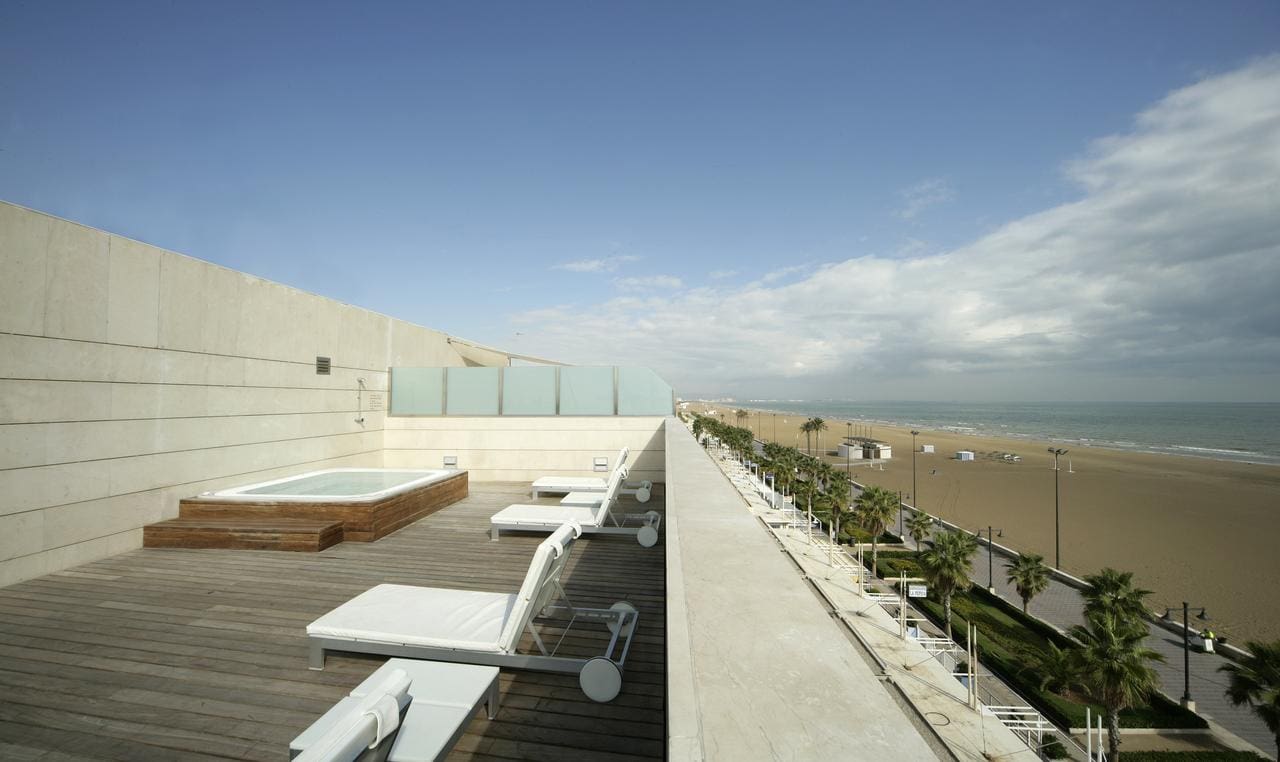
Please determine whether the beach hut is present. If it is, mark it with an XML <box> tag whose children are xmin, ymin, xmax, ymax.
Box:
<box><xmin>921</xmin><ymin>444</ymin><xmax>935</xmax><ymax>454</ymax></box>
<box><xmin>863</xmin><ymin>442</ymin><xmax>892</xmax><ymax>460</ymax></box>
<box><xmin>837</xmin><ymin>443</ymin><xmax>864</xmax><ymax>459</ymax></box>
<box><xmin>955</xmin><ymin>450</ymin><xmax>975</xmax><ymax>462</ymax></box>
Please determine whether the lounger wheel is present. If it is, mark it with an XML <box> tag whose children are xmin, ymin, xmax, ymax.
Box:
<box><xmin>635</xmin><ymin>481</ymin><xmax>652</xmax><ymax>503</ymax></box>
<box><xmin>637</xmin><ymin>511</ymin><xmax>661</xmax><ymax>547</ymax></box>
<box><xmin>606</xmin><ymin>601</ymin><xmax>638</xmax><ymax>637</ymax></box>
<box><xmin>580</xmin><ymin>657</ymin><xmax>622</xmax><ymax>702</ymax></box>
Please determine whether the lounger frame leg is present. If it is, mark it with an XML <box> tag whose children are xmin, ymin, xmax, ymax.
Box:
<box><xmin>309</xmin><ymin>641</ymin><xmax>326</xmax><ymax>670</ymax></box>
<box><xmin>485</xmin><ymin>676</ymin><xmax>500</xmax><ymax>719</ymax></box>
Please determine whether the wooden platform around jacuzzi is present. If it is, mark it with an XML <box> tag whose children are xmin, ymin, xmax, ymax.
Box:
<box><xmin>143</xmin><ymin>517</ymin><xmax>344</xmax><ymax>552</ymax></box>
<box><xmin>172</xmin><ymin>469</ymin><xmax>469</xmax><ymax>543</ymax></box>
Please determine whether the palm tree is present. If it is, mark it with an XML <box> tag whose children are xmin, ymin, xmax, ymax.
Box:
<box><xmin>691</xmin><ymin>416</ymin><xmax>706</xmax><ymax>444</ymax></box>
<box><xmin>1083</xmin><ymin>568</ymin><xmax>1153</xmax><ymax>624</ymax></box>
<box><xmin>1036</xmin><ymin>641</ymin><xmax>1083</xmax><ymax>695</ymax></box>
<box><xmin>1005</xmin><ymin>553</ymin><xmax>1051</xmax><ymax>615</ymax></box>
<box><xmin>905</xmin><ymin>511</ymin><xmax>933</xmax><ymax>552</ymax></box>
<box><xmin>1070</xmin><ymin>612</ymin><xmax>1164</xmax><ymax>761</ymax></box>
<box><xmin>918</xmin><ymin>530</ymin><xmax>978</xmax><ymax>639</ymax></box>
<box><xmin>854</xmin><ymin>485</ymin><xmax>898</xmax><ymax>572</ymax></box>
<box><xmin>800</xmin><ymin>419</ymin><xmax>815</xmax><ymax>453</ymax></box>
<box><xmin>1220</xmin><ymin>640</ymin><xmax>1280</xmax><ymax>762</ymax></box>
<box><xmin>735</xmin><ymin>408</ymin><xmax>750</xmax><ymax>429</ymax></box>
<box><xmin>810</xmin><ymin>417</ymin><xmax>828</xmax><ymax>454</ymax></box>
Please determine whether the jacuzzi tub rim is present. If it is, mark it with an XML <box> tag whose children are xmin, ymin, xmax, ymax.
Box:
<box><xmin>195</xmin><ymin>468</ymin><xmax>459</xmax><ymax>504</ymax></box>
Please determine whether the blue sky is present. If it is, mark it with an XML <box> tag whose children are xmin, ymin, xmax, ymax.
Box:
<box><xmin>3</xmin><ymin>2</ymin><xmax>1279</xmax><ymax>400</ymax></box>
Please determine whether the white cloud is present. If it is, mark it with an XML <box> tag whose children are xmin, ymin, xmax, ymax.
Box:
<box><xmin>513</xmin><ymin>58</ymin><xmax>1280</xmax><ymax>400</ymax></box>
<box><xmin>898</xmin><ymin>177</ymin><xmax>954</xmax><ymax>220</ymax></box>
<box><xmin>614</xmin><ymin>275</ymin><xmax>683</xmax><ymax>291</ymax></box>
<box><xmin>552</xmin><ymin>254</ymin><xmax>640</xmax><ymax>273</ymax></box>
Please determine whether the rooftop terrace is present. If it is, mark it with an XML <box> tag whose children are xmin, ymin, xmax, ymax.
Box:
<box><xmin>0</xmin><ymin>483</ymin><xmax>665</xmax><ymax>760</ymax></box>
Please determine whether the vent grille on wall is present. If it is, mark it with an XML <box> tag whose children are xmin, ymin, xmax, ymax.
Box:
<box><xmin>316</xmin><ymin>356</ymin><xmax>331</xmax><ymax>375</ymax></box>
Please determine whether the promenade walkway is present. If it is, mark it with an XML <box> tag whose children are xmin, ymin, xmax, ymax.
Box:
<box><xmin>895</xmin><ymin>508</ymin><xmax>1276</xmax><ymax>758</ymax></box>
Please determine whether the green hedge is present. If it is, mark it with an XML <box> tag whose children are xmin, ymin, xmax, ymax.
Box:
<box><xmin>1117</xmin><ymin>753</ymin><xmax>1266</xmax><ymax>761</ymax></box>
<box><xmin>911</xmin><ymin>590</ymin><xmax>1206</xmax><ymax>729</ymax></box>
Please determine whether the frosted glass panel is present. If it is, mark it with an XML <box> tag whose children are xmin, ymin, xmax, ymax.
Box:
<box><xmin>560</xmin><ymin>366</ymin><xmax>615</xmax><ymax>415</ymax></box>
<box><xmin>618</xmin><ymin>366</ymin><xmax>674</xmax><ymax>415</ymax></box>
<box><xmin>389</xmin><ymin>367</ymin><xmax>444</xmax><ymax>415</ymax></box>
<box><xmin>502</xmin><ymin>366</ymin><xmax>557</xmax><ymax>415</ymax></box>
<box><xmin>447</xmin><ymin>367</ymin><xmax>500</xmax><ymax>415</ymax></box>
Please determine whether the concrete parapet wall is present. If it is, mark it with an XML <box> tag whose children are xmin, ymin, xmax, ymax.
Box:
<box><xmin>0</xmin><ymin>201</ymin><xmax>473</xmax><ymax>585</ymax></box>
<box><xmin>382</xmin><ymin>416</ymin><xmax>665</xmax><ymax>483</ymax></box>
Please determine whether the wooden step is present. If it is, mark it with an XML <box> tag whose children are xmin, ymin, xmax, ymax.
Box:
<box><xmin>143</xmin><ymin>517</ymin><xmax>344</xmax><ymax>552</ymax></box>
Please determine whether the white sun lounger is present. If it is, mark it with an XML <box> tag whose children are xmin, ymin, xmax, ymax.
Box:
<box><xmin>529</xmin><ymin>447</ymin><xmax>653</xmax><ymax>502</ymax></box>
<box><xmin>307</xmin><ymin>523</ymin><xmax>639</xmax><ymax>702</ymax></box>
<box><xmin>290</xmin><ymin>659</ymin><xmax>499</xmax><ymax>762</ymax></box>
<box><xmin>492</xmin><ymin>468</ymin><xmax>662</xmax><ymax>547</ymax></box>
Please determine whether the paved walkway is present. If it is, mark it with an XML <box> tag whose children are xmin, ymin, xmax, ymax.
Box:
<box><xmin>898</xmin><ymin>512</ymin><xmax>1275</xmax><ymax>758</ymax></box>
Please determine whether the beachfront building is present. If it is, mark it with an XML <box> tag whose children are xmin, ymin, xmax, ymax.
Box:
<box><xmin>0</xmin><ymin>201</ymin><xmax>1042</xmax><ymax>759</ymax></box>
<box><xmin>864</xmin><ymin>442</ymin><xmax>892</xmax><ymax>460</ymax></box>
<box><xmin>837</xmin><ymin>441</ymin><xmax>864</xmax><ymax>459</ymax></box>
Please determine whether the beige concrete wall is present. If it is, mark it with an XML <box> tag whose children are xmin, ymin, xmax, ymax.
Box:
<box><xmin>383</xmin><ymin>417</ymin><xmax>666</xmax><ymax>483</ymax></box>
<box><xmin>0</xmin><ymin>201</ymin><xmax>473</xmax><ymax>585</ymax></box>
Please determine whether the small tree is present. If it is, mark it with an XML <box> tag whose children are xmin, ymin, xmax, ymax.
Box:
<box><xmin>827</xmin><ymin>470</ymin><xmax>852</xmax><ymax>542</ymax></box>
<box><xmin>1071</xmin><ymin>612</ymin><xmax>1164</xmax><ymax>761</ymax></box>
<box><xmin>735</xmin><ymin>408</ymin><xmax>750</xmax><ymax>428</ymax></box>
<box><xmin>918</xmin><ymin>530</ymin><xmax>978</xmax><ymax>639</ymax></box>
<box><xmin>691</xmin><ymin>416</ymin><xmax>706</xmax><ymax>444</ymax></box>
<box><xmin>1005</xmin><ymin>553</ymin><xmax>1051</xmax><ymax>614</ymax></box>
<box><xmin>1220</xmin><ymin>640</ymin><xmax>1280</xmax><ymax>762</ymax></box>
<box><xmin>854</xmin><ymin>485</ymin><xmax>898</xmax><ymax>573</ymax></box>
<box><xmin>905</xmin><ymin>511</ymin><xmax>933</xmax><ymax>552</ymax></box>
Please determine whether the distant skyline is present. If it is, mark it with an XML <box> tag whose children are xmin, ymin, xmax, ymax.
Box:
<box><xmin>3</xmin><ymin>3</ymin><xmax>1278</xmax><ymax>401</ymax></box>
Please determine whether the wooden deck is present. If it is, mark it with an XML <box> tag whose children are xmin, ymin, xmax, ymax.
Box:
<box><xmin>0</xmin><ymin>483</ymin><xmax>666</xmax><ymax>761</ymax></box>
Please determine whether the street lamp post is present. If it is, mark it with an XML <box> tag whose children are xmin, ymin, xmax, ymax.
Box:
<box><xmin>1163</xmin><ymin>602</ymin><xmax>1209</xmax><ymax>711</ymax></box>
<box><xmin>1048</xmin><ymin>447</ymin><xmax>1069</xmax><ymax>568</ymax></box>
<box><xmin>911</xmin><ymin>430</ymin><xmax>920</xmax><ymax>510</ymax></box>
<box><xmin>978</xmin><ymin>526</ymin><xmax>1004</xmax><ymax>592</ymax></box>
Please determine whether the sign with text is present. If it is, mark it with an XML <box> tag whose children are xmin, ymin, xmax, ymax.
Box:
<box><xmin>908</xmin><ymin>585</ymin><xmax>927</xmax><ymax>598</ymax></box>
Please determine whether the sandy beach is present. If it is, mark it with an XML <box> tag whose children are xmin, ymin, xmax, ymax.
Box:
<box><xmin>694</xmin><ymin>403</ymin><xmax>1280</xmax><ymax>643</ymax></box>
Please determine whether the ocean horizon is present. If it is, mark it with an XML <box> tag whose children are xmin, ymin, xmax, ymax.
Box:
<box><xmin>699</xmin><ymin>399</ymin><xmax>1280</xmax><ymax>466</ymax></box>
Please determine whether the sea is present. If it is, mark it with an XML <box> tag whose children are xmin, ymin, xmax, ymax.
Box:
<box><xmin>730</xmin><ymin>400</ymin><xmax>1280</xmax><ymax>466</ymax></box>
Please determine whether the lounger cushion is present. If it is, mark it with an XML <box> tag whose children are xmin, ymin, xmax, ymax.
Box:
<box><xmin>559</xmin><ymin>491</ymin><xmax>605</xmax><ymax>507</ymax></box>
<box><xmin>531</xmin><ymin>476</ymin><xmax>608</xmax><ymax>492</ymax></box>
<box><xmin>491</xmin><ymin>503</ymin><xmax>601</xmax><ymax>528</ymax></box>
<box><xmin>306</xmin><ymin>584</ymin><xmax>516</xmax><ymax>653</ymax></box>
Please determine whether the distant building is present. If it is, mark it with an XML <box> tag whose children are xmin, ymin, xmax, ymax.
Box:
<box><xmin>864</xmin><ymin>442</ymin><xmax>892</xmax><ymax>460</ymax></box>
<box><xmin>921</xmin><ymin>444</ymin><xmax>935</xmax><ymax>454</ymax></box>
<box><xmin>956</xmin><ymin>450</ymin><xmax>975</xmax><ymax>461</ymax></box>
<box><xmin>837</xmin><ymin>442</ymin><xmax>864</xmax><ymax>459</ymax></box>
